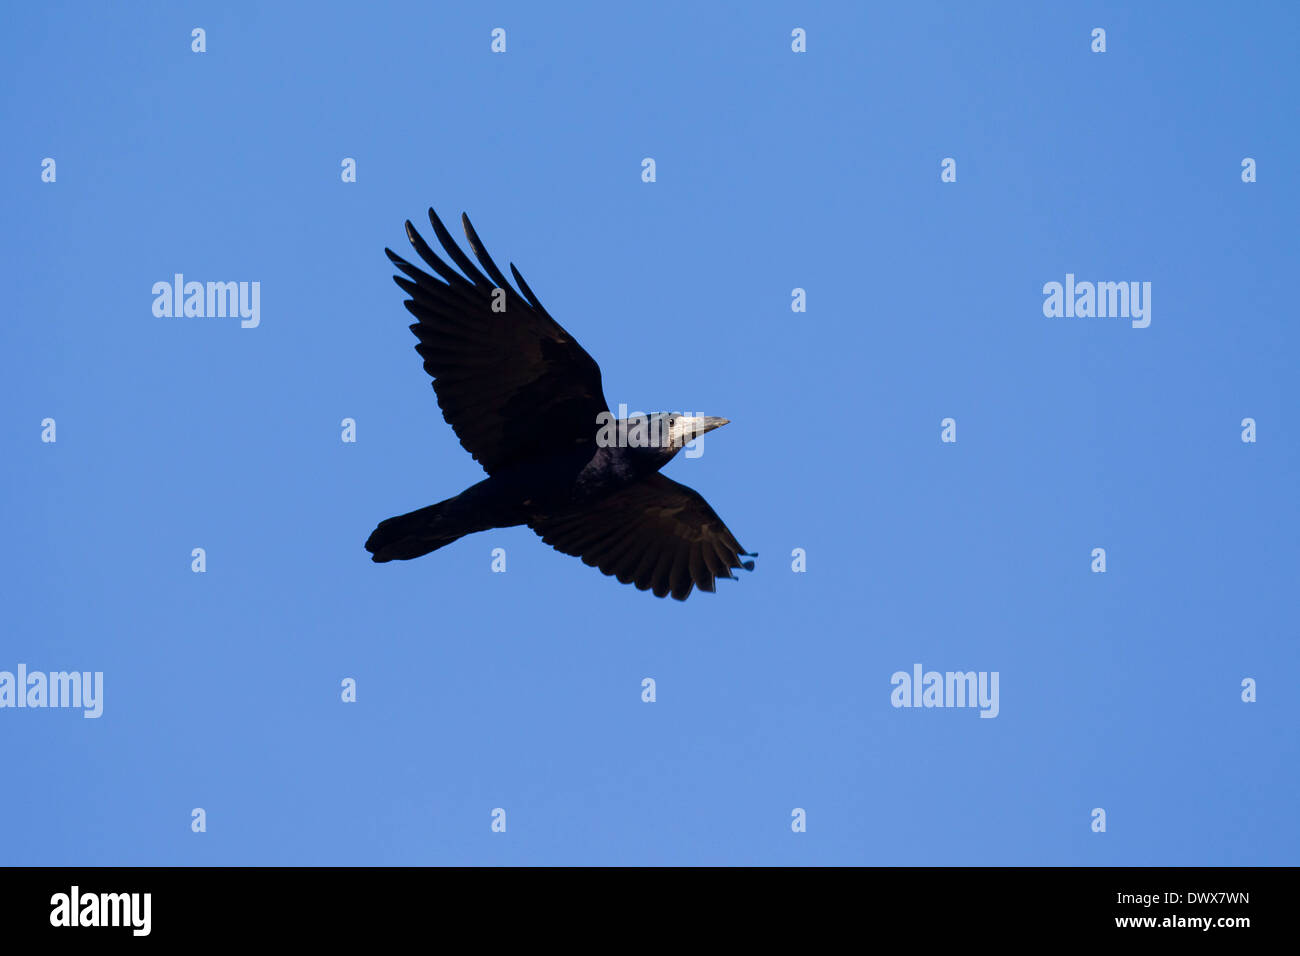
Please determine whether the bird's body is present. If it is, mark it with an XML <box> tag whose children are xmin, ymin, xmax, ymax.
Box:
<box><xmin>365</xmin><ymin>209</ymin><xmax>754</xmax><ymax>600</ymax></box>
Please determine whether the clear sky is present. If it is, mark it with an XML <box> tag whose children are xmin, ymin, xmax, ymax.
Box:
<box><xmin>2</xmin><ymin>1</ymin><xmax>1296</xmax><ymax>865</ymax></box>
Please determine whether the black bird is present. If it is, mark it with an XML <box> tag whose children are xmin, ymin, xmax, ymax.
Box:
<box><xmin>364</xmin><ymin>209</ymin><xmax>755</xmax><ymax>600</ymax></box>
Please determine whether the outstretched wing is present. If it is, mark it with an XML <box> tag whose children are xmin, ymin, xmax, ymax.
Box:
<box><xmin>529</xmin><ymin>473</ymin><xmax>755</xmax><ymax>601</ymax></box>
<box><xmin>386</xmin><ymin>209</ymin><xmax>609</xmax><ymax>474</ymax></box>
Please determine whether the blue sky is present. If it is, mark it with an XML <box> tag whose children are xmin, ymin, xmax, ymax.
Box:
<box><xmin>2</xmin><ymin>1</ymin><xmax>1296</xmax><ymax>865</ymax></box>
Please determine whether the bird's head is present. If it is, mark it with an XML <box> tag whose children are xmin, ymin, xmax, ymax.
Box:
<box><xmin>640</xmin><ymin>413</ymin><xmax>729</xmax><ymax>464</ymax></box>
<box><xmin>597</xmin><ymin>411</ymin><xmax>730</xmax><ymax>462</ymax></box>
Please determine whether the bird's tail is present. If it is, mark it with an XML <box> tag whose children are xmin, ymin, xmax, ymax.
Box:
<box><xmin>365</xmin><ymin>498</ymin><xmax>484</xmax><ymax>562</ymax></box>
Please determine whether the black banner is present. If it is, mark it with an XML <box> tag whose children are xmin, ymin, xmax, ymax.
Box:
<box><xmin>0</xmin><ymin>866</ymin><xmax>1279</xmax><ymax>942</ymax></box>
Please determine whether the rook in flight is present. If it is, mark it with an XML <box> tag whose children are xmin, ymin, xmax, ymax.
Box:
<box><xmin>365</xmin><ymin>209</ymin><xmax>755</xmax><ymax>600</ymax></box>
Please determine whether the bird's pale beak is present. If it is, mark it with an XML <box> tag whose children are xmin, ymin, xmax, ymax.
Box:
<box><xmin>668</xmin><ymin>415</ymin><xmax>730</xmax><ymax>449</ymax></box>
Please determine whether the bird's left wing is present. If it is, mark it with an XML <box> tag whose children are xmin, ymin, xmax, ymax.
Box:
<box><xmin>529</xmin><ymin>473</ymin><xmax>755</xmax><ymax>601</ymax></box>
<box><xmin>386</xmin><ymin>209</ymin><xmax>610</xmax><ymax>475</ymax></box>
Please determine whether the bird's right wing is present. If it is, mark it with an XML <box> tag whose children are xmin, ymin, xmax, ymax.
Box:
<box><xmin>386</xmin><ymin>209</ymin><xmax>610</xmax><ymax>475</ymax></box>
<box><xmin>529</xmin><ymin>473</ymin><xmax>755</xmax><ymax>601</ymax></box>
